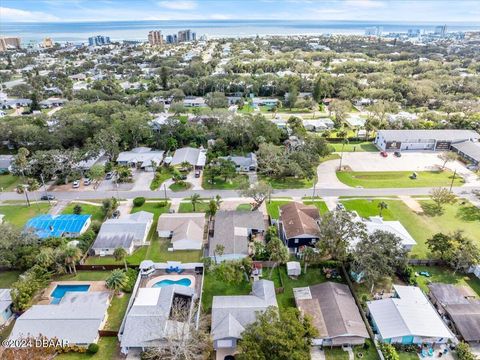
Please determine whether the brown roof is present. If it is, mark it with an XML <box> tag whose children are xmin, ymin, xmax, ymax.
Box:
<box><xmin>445</xmin><ymin>303</ymin><xmax>480</xmax><ymax>342</ymax></box>
<box><xmin>280</xmin><ymin>202</ymin><xmax>320</xmax><ymax>239</ymax></box>
<box><xmin>294</xmin><ymin>282</ymin><xmax>368</xmax><ymax>341</ymax></box>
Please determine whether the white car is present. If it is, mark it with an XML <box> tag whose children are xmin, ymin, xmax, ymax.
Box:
<box><xmin>72</xmin><ymin>180</ymin><xmax>80</xmax><ymax>188</ymax></box>
<box><xmin>83</xmin><ymin>178</ymin><xmax>91</xmax><ymax>186</ymax></box>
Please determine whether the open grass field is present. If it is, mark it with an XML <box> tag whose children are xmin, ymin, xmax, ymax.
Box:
<box><xmin>0</xmin><ymin>203</ymin><xmax>50</xmax><ymax>227</ymax></box>
<box><xmin>340</xmin><ymin>198</ymin><xmax>480</xmax><ymax>258</ymax></box>
<box><xmin>202</xmin><ymin>174</ymin><xmax>248</xmax><ymax>190</ymax></box>
<box><xmin>329</xmin><ymin>141</ymin><xmax>378</xmax><ymax>152</ymax></box>
<box><xmin>325</xmin><ymin>348</ymin><xmax>349</xmax><ymax>360</ymax></box>
<box><xmin>56</xmin><ymin>337</ymin><xmax>118</xmax><ymax>360</ymax></box>
<box><xmin>0</xmin><ymin>174</ymin><xmax>21</xmax><ymax>191</ymax></box>
<box><xmin>265</xmin><ymin>200</ymin><xmax>292</xmax><ymax>219</ymax></box>
<box><xmin>336</xmin><ymin>170</ymin><xmax>463</xmax><ymax>188</ymax></box>
<box><xmin>105</xmin><ymin>293</ymin><xmax>131</xmax><ymax>331</ymax></box>
<box><xmin>0</xmin><ymin>270</ymin><xmax>21</xmax><ymax>288</ymax></box>
<box><xmin>261</xmin><ymin>175</ymin><xmax>314</xmax><ymax>189</ymax></box>
<box><xmin>62</xmin><ymin>202</ymin><xmax>105</xmax><ymax>222</ymax></box>
<box><xmin>202</xmin><ymin>272</ymin><xmax>251</xmax><ymax>313</ymax></box>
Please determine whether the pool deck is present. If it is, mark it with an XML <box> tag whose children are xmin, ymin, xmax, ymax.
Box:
<box><xmin>145</xmin><ymin>274</ymin><xmax>196</xmax><ymax>288</ymax></box>
<box><xmin>37</xmin><ymin>280</ymin><xmax>109</xmax><ymax>305</ymax></box>
<box><xmin>139</xmin><ymin>269</ymin><xmax>203</xmax><ymax>299</ymax></box>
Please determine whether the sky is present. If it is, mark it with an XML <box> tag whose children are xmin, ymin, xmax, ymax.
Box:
<box><xmin>0</xmin><ymin>0</ymin><xmax>479</xmax><ymax>23</ymax></box>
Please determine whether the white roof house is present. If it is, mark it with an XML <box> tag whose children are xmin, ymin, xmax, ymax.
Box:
<box><xmin>0</xmin><ymin>289</ymin><xmax>13</xmax><ymax>326</ymax></box>
<box><xmin>117</xmin><ymin>147</ymin><xmax>164</xmax><ymax>171</ymax></box>
<box><xmin>91</xmin><ymin>211</ymin><xmax>154</xmax><ymax>255</ymax></box>
<box><xmin>157</xmin><ymin>213</ymin><xmax>206</xmax><ymax>250</ymax></box>
<box><xmin>10</xmin><ymin>291</ymin><xmax>110</xmax><ymax>346</ymax></box>
<box><xmin>170</xmin><ymin>147</ymin><xmax>206</xmax><ymax>168</ymax></box>
<box><xmin>367</xmin><ymin>285</ymin><xmax>455</xmax><ymax>344</ymax></box>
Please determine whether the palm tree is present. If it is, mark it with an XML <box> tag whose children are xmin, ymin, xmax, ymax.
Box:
<box><xmin>113</xmin><ymin>247</ymin><xmax>128</xmax><ymax>270</ymax></box>
<box><xmin>190</xmin><ymin>193</ymin><xmax>201</xmax><ymax>212</ymax></box>
<box><xmin>63</xmin><ymin>247</ymin><xmax>82</xmax><ymax>274</ymax></box>
<box><xmin>378</xmin><ymin>201</ymin><xmax>388</xmax><ymax>217</ymax></box>
<box><xmin>302</xmin><ymin>246</ymin><xmax>316</xmax><ymax>274</ymax></box>
<box><xmin>207</xmin><ymin>199</ymin><xmax>218</xmax><ymax>219</ymax></box>
<box><xmin>215</xmin><ymin>194</ymin><xmax>223</xmax><ymax>208</ymax></box>
<box><xmin>214</xmin><ymin>244</ymin><xmax>225</xmax><ymax>264</ymax></box>
<box><xmin>106</xmin><ymin>269</ymin><xmax>127</xmax><ymax>295</ymax></box>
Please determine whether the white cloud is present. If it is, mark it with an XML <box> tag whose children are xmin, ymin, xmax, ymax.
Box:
<box><xmin>157</xmin><ymin>1</ymin><xmax>197</xmax><ymax>10</ymax></box>
<box><xmin>209</xmin><ymin>13</ymin><xmax>231</xmax><ymax>20</ymax></box>
<box><xmin>344</xmin><ymin>0</ymin><xmax>385</xmax><ymax>9</ymax></box>
<box><xmin>0</xmin><ymin>7</ymin><xmax>60</xmax><ymax>22</ymax></box>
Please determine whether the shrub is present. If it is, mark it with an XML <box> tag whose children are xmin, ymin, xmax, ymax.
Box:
<box><xmin>380</xmin><ymin>343</ymin><xmax>399</xmax><ymax>360</ymax></box>
<box><xmin>133</xmin><ymin>197</ymin><xmax>146</xmax><ymax>207</ymax></box>
<box><xmin>73</xmin><ymin>204</ymin><xmax>83</xmax><ymax>215</ymax></box>
<box><xmin>456</xmin><ymin>342</ymin><xmax>476</xmax><ymax>360</ymax></box>
<box><xmin>122</xmin><ymin>268</ymin><xmax>138</xmax><ymax>293</ymax></box>
<box><xmin>158</xmin><ymin>201</ymin><xmax>167</xmax><ymax>208</ymax></box>
<box><xmin>87</xmin><ymin>343</ymin><xmax>99</xmax><ymax>354</ymax></box>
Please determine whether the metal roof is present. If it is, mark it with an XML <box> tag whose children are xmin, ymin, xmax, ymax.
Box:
<box><xmin>377</xmin><ymin>130</ymin><xmax>479</xmax><ymax>142</ymax></box>
<box><xmin>451</xmin><ymin>141</ymin><xmax>480</xmax><ymax>162</ymax></box>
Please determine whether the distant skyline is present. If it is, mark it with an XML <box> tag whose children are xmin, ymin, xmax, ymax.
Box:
<box><xmin>1</xmin><ymin>0</ymin><xmax>480</xmax><ymax>23</ymax></box>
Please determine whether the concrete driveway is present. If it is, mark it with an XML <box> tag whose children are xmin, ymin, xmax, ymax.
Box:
<box><xmin>316</xmin><ymin>152</ymin><xmax>480</xmax><ymax>188</ymax></box>
<box><xmin>131</xmin><ymin>170</ymin><xmax>154</xmax><ymax>191</ymax></box>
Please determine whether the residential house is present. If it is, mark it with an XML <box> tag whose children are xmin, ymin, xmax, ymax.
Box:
<box><xmin>170</xmin><ymin>147</ymin><xmax>207</xmax><ymax>169</ymax></box>
<box><xmin>209</xmin><ymin>210</ymin><xmax>266</xmax><ymax>262</ymax></box>
<box><xmin>39</xmin><ymin>98</ymin><xmax>68</xmax><ymax>108</ymax></box>
<box><xmin>0</xmin><ymin>289</ymin><xmax>13</xmax><ymax>326</ymax></box>
<box><xmin>345</xmin><ymin>115</ymin><xmax>366</xmax><ymax>128</ymax></box>
<box><xmin>157</xmin><ymin>213</ymin><xmax>206</xmax><ymax>250</ymax></box>
<box><xmin>183</xmin><ymin>96</ymin><xmax>207</xmax><ymax>108</ymax></box>
<box><xmin>25</xmin><ymin>214</ymin><xmax>91</xmax><ymax>239</ymax></box>
<box><xmin>219</xmin><ymin>153</ymin><xmax>257</xmax><ymax>172</ymax></box>
<box><xmin>367</xmin><ymin>285</ymin><xmax>455</xmax><ymax>344</ymax></box>
<box><xmin>0</xmin><ymin>154</ymin><xmax>14</xmax><ymax>173</ymax></box>
<box><xmin>252</xmin><ymin>97</ymin><xmax>279</xmax><ymax>108</ymax></box>
<box><xmin>211</xmin><ymin>280</ymin><xmax>277</xmax><ymax>359</ymax></box>
<box><xmin>303</xmin><ymin>119</ymin><xmax>335</xmax><ymax>132</ymax></box>
<box><xmin>91</xmin><ymin>211</ymin><xmax>154</xmax><ymax>256</ymax></box>
<box><xmin>428</xmin><ymin>284</ymin><xmax>480</xmax><ymax>343</ymax></box>
<box><xmin>294</xmin><ymin>282</ymin><xmax>369</xmax><ymax>346</ymax></box>
<box><xmin>279</xmin><ymin>202</ymin><xmax>320</xmax><ymax>252</ymax></box>
<box><xmin>9</xmin><ymin>291</ymin><xmax>110</xmax><ymax>346</ymax></box>
<box><xmin>116</xmin><ymin>147</ymin><xmax>164</xmax><ymax>171</ymax></box>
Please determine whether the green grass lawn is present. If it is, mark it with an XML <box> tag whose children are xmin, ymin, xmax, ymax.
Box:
<box><xmin>201</xmin><ymin>272</ymin><xmax>251</xmax><ymax>313</ymax></box>
<box><xmin>105</xmin><ymin>293</ymin><xmax>131</xmax><ymax>331</ymax></box>
<box><xmin>266</xmin><ymin>200</ymin><xmax>292</xmax><ymax>219</ymax></box>
<box><xmin>150</xmin><ymin>167</ymin><xmax>174</xmax><ymax>190</ymax></box>
<box><xmin>178</xmin><ymin>201</ymin><xmax>210</xmax><ymax>213</ymax></box>
<box><xmin>260</xmin><ymin>175</ymin><xmax>314</xmax><ymax>189</ymax></box>
<box><xmin>56</xmin><ymin>271</ymin><xmax>111</xmax><ymax>281</ymax></box>
<box><xmin>0</xmin><ymin>271</ymin><xmax>21</xmax><ymax>287</ymax></box>
<box><xmin>329</xmin><ymin>141</ymin><xmax>378</xmax><ymax>152</ymax></box>
<box><xmin>336</xmin><ymin>170</ymin><xmax>463</xmax><ymax>188</ymax></box>
<box><xmin>412</xmin><ymin>265</ymin><xmax>480</xmax><ymax>296</ymax></box>
<box><xmin>202</xmin><ymin>174</ymin><xmax>248</xmax><ymax>190</ymax></box>
<box><xmin>236</xmin><ymin>203</ymin><xmax>252</xmax><ymax>211</ymax></box>
<box><xmin>303</xmin><ymin>199</ymin><xmax>329</xmax><ymax>214</ymax></box>
<box><xmin>0</xmin><ymin>203</ymin><xmax>50</xmax><ymax>227</ymax></box>
<box><xmin>398</xmin><ymin>351</ymin><xmax>421</xmax><ymax>360</ymax></box>
<box><xmin>340</xmin><ymin>198</ymin><xmax>480</xmax><ymax>259</ymax></box>
<box><xmin>169</xmin><ymin>182</ymin><xmax>192</xmax><ymax>192</ymax></box>
<box><xmin>62</xmin><ymin>202</ymin><xmax>105</xmax><ymax>223</ymax></box>
<box><xmin>320</xmin><ymin>153</ymin><xmax>341</xmax><ymax>163</ymax></box>
<box><xmin>56</xmin><ymin>337</ymin><xmax>118</xmax><ymax>360</ymax></box>
<box><xmin>0</xmin><ymin>174</ymin><xmax>22</xmax><ymax>191</ymax></box>
<box><xmin>353</xmin><ymin>340</ymin><xmax>379</xmax><ymax>360</ymax></box>
<box><xmin>325</xmin><ymin>348</ymin><xmax>349</xmax><ymax>360</ymax></box>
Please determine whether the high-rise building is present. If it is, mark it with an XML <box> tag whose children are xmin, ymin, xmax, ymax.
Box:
<box><xmin>177</xmin><ymin>29</ymin><xmax>195</xmax><ymax>42</ymax></box>
<box><xmin>365</xmin><ymin>26</ymin><xmax>382</xmax><ymax>37</ymax></box>
<box><xmin>43</xmin><ymin>37</ymin><xmax>54</xmax><ymax>48</ymax></box>
<box><xmin>165</xmin><ymin>34</ymin><xmax>178</xmax><ymax>44</ymax></box>
<box><xmin>0</xmin><ymin>37</ymin><xmax>21</xmax><ymax>52</ymax></box>
<box><xmin>148</xmin><ymin>30</ymin><xmax>163</xmax><ymax>46</ymax></box>
<box><xmin>407</xmin><ymin>29</ymin><xmax>420</xmax><ymax>37</ymax></box>
<box><xmin>434</xmin><ymin>25</ymin><xmax>447</xmax><ymax>37</ymax></box>
<box><xmin>88</xmin><ymin>35</ymin><xmax>111</xmax><ymax>46</ymax></box>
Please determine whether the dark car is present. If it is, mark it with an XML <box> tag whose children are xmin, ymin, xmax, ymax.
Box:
<box><xmin>41</xmin><ymin>194</ymin><xmax>55</xmax><ymax>201</ymax></box>
<box><xmin>111</xmin><ymin>210</ymin><xmax>120</xmax><ymax>219</ymax></box>
<box><xmin>180</xmin><ymin>174</ymin><xmax>187</xmax><ymax>180</ymax></box>
<box><xmin>195</xmin><ymin>170</ymin><xmax>201</xmax><ymax>178</ymax></box>
<box><xmin>394</xmin><ymin>151</ymin><xmax>402</xmax><ymax>157</ymax></box>
<box><xmin>105</xmin><ymin>172</ymin><xmax>114</xmax><ymax>180</ymax></box>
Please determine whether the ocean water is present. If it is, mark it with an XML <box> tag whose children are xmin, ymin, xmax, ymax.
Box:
<box><xmin>1</xmin><ymin>20</ymin><xmax>479</xmax><ymax>44</ymax></box>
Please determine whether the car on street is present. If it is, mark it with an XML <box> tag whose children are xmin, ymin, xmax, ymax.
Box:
<box><xmin>112</xmin><ymin>210</ymin><xmax>120</xmax><ymax>219</ymax></box>
<box><xmin>41</xmin><ymin>194</ymin><xmax>55</xmax><ymax>201</ymax></box>
<box><xmin>72</xmin><ymin>180</ymin><xmax>80</xmax><ymax>188</ymax></box>
<box><xmin>380</xmin><ymin>151</ymin><xmax>388</xmax><ymax>157</ymax></box>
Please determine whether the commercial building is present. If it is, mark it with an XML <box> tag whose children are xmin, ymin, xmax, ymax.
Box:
<box><xmin>148</xmin><ymin>30</ymin><xmax>163</xmax><ymax>46</ymax></box>
<box><xmin>0</xmin><ymin>37</ymin><xmax>21</xmax><ymax>52</ymax></box>
<box><xmin>88</xmin><ymin>35</ymin><xmax>111</xmax><ymax>46</ymax></box>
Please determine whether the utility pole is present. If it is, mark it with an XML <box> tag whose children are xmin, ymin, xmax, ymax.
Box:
<box><xmin>40</xmin><ymin>173</ymin><xmax>51</xmax><ymax>205</ymax></box>
<box><xmin>449</xmin><ymin>169</ymin><xmax>457</xmax><ymax>192</ymax></box>
<box><xmin>163</xmin><ymin>183</ymin><xmax>167</xmax><ymax>201</ymax></box>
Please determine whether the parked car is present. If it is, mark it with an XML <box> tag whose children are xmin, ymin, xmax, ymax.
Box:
<box><xmin>336</xmin><ymin>203</ymin><xmax>346</xmax><ymax>211</ymax></box>
<box><xmin>180</xmin><ymin>174</ymin><xmax>187</xmax><ymax>180</ymax></box>
<box><xmin>195</xmin><ymin>170</ymin><xmax>201</xmax><ymax>178</ymax></box>
<box><xmin>111</xmin><ymin>210</ymin><xmax>120</xmax><ymax>219</ymax></box>
<box><xmin>105</xmin><ymin>172</ymin><xmax>114</xmax><ymax>180</ymax></box>
<box><xmin>467</xmin><ymin>164</ymin><xmax>479</xmax><ymax>171</ymax></box>
<box><xmin>83</xmin><ymin>178</ymin><xmax>91</xmax><ymax>186</ymax></box>
<box><xmin>41</xmin><ymin>194</ymin><xmax>55</xmax><ymax>201</ymax></box>
<box><xmin>380</xmin><ymin>151</ymin><xmax>388</xmax><ymax>157</ymax></box>
<box><xmin>72</xmin><ymin>180</ymin><xmax>80</xmax><ymax>188</ymax></box>
<box><xmin>394</xmin><ymin>151</ymin><xmax>402</xmax><ymax>157</ymax></box>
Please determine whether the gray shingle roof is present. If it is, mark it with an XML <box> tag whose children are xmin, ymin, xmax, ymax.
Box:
<box><xmin>170</xmin><ymin>147</ymin><xmax>206</xmax><ymax>167</ymax></box>
<box><xmin>157</xmin><ymin>213</ymin><xmax>206</xmax><ymax>245</ymax></box>
<box><xmin>10</xmin><ymin>292</ymin><xmax>110</xmax><ymax>345</ymax></box>
<box><xmin>209</xmin><ymin>211</ymin><xmax>265</xmax><ymax>257</ymax></box>
<box><xmin>0</xmin><ymin>155</ymin><xmax>13</xmax><ymax>170</ymax></box>
<box><xmin>219</xmin><ymin>153</ymin><xmax>257</xmax><ymax>168</ymax></box>
<box><xmin>445</xmin><ymin>304</ymin><xmax>480</xmax><ymax>342</ymax></box>
<box><xmin>378</xmin><ymin>129</ymin><xmax>479</xmax><ymax>143</ymax></box>
<box><xmin>0</xmin><ymin>289</ymin><xmax>12</xmax><ymax>314</ymax></box>
<box><xmin>451</xmin><ymin>141</ymin><xmax>480</xmax><ymax>162</ymax></box>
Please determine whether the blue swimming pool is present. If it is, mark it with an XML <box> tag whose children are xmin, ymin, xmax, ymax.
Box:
<box><xmin>152</xmin><ymin>278</ymin><xmax>192</xmax><ymax>288</ymax></box>
<box><xmin>50</xmin><ymin>284</ymin><xmax>90</xmax><ymax>304</ymax></box>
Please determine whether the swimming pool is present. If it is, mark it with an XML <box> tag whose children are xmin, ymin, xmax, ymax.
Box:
<box><xmin>152</xmin><ymin>278</ymin><xmax>192</xmax><ymax>288</ymax></box>
<box><xmin>50</xmin><ymin>284</ymin><xmax>90</xmax><ymax>304</ymax></box>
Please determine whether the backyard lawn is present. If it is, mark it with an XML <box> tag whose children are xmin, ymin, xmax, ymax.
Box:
<box><xmin>0</xmin><ymin>270</ymin><xmax>21</xmax><ymax>287</ymax></box>
<box><xmin>340</xmin><ymin>198</ymin><xmax>480</xmax><ymax>259</ymax></box>
<box><xmin>62</xmin><ymin>202</ymin><xmax>105</xmax><ymax>222</ymax></box>
<box><xmin>57</xmin><ymin>271</ymin><xmax>111</xmax><ymax>281</ymax></box>
<box><xmin>303</xmin><ymin>199</ymin><xmax>329</xmax><ymax>214</ymax></box>
<box><xmin>105</xmin><ymin>293</ymin><xmax>131</xmax><ymax>331</ymax></box>
<box><xmin>202</xmin><ymin>174</ymin><xmax>248</xmax><ymax>190</ymax></box>
<box><xmin>336</xmin><ymin>170</ymin><xmax>463</xmax><ymax>188</ymax></box>
<box><xmin>0</xmin><ymin>203</ymin><xmax>50</xmax><ymax>227</ymax></box>
<box><xmin>265</xmin><ymin>200</ymin><xmax>292</xmax><ymax>219</ymax></box>
<box><xmin>202</xmin><ymin>272</ymin><xmax>251</xmax><ymax>313</ymax></box>
<box><xmin>0</xmin><ymin>174</ymin><xmax>21</xmax><ymax>191</ymax></box>
<box><xmin>329</xmin><ymin>141</ymin><xmax>377</xmax><ymax>152</ymax></box>
<box><xmin>412</xmin><ymin>265</ymin><xmax>480</xmax><ymax>296</ymax></box>
<box><xmin>56</xmin><ymin>337</ymin><xmax>118</xmax><ymax>360</ymax></box>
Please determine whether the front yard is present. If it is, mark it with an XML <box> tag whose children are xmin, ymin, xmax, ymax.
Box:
<box><xmin>0</xmin><ymin>174</ymin><xmax>21</xmax><ymax>191</ymax></box>
<box><xmin>202</xmin><ymin>174</ymin><xmax>248</xmax><ymax>190</ymax></box>
<box><xmin>0</xmin><ymin>203</ymin><xmax>51</xmax><ymax>227</ymax></box>
<box><xmin>265</xmin><ymin>200</ymin><xmax>292</xmax><ymax>219</ymax></box>
<box><xmin>61</xmin><ymin>202</ymin><xmax>105</xmax><ymax>223</ymax></box>
<box><xmin>178</xmin><ymin>200</ymin><xmax>210</xmax><ymax>213</ymax></box>
<box><xmin>336</xmin><ymin>170</ymin><xmax>463</xmax><ymax>188</ymax></box>
<box><xmin>260</xmin><ymin>175</ymin><xmax>314</xmax><ymax>189</ymax></box>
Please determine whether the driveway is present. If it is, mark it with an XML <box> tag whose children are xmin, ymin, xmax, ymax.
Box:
<box><xmin>131</xmin><ymin>170</ymin><xmax>154</xmax><ymax>191</ymax></box>
<box><xmin>317</xmin><ymin>152</ymin><xmax>480</xmax><ymax>188</ymax></box>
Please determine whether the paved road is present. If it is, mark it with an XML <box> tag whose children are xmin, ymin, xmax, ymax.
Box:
<box><xmin>2</xmin><ymin>185</ymin><xmax>479</xmax><ymax>202</ymax></box>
